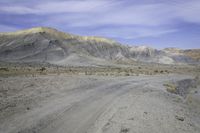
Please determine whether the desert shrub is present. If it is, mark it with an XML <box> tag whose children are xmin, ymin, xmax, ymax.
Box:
<box><xmin>0</xmin><ymin>67</ymin><xmax>9</xmax><ymax>71</ymax></box>
<box><xmin>195</xmin><ymin>75</ymin><xmax>199</xmax><ymax>82</ymax></box>
<box><xmin>120</xmin><ymin>127</ymin><xmax>130</xmax><ymax>133</ymax></box>
<box><xmin>163</xmin><ymin>83</ymin><xmax>177</xmax><ymax>93</ymax></box>
<box><xmin>85</xmin><ymin>71</ymin><xmax>92</xmax><ymax>75</ymax></box>
<box><xmin>195</xmin><ymin>76</ymin><xmax>200</xmax><ymax>85</ymax></box>
<box><xmin>40</xmin><ymin>67</ymin><xmax>46</xmax><ymax>72</ymax></box>
<box><xmin>154</xmin><ymin>70</ymin><xmax>158</xmax><ymax>73</ymax></box>
<box><xmin>124</xmin><ymin>72</ymin><xmax>130</xmax><ymax>76</ymax></box>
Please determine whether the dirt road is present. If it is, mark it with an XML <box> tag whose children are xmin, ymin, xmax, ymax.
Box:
<box><xmin>0</xmin><ymin>74</ymin><xmax>199</xmax><ymax>133</ymax></box>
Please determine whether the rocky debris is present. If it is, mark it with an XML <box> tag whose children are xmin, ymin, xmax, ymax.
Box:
<box><xmin>120</xmin><ymin>127</ymin><xmax>130</xmax><ymax>133</ymax></box>
<box><xmin>175</xmin><ymin>115</ymin><xmax>185</xmax><ymax>121</ymax></box>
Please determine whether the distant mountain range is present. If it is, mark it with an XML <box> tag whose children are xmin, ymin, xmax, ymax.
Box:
<box><xmin>0</xmin><ymin>27</ymin><xmax>199</xmax><ymax>66</ymax></box>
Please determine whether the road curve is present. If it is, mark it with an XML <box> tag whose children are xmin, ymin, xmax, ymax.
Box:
<box><xmin>0</xmin><ymin>74</ymin><xmax>199</xmax><ymax>133</ymax></box>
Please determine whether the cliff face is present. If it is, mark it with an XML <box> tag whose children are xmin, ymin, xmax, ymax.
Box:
<box><xmin>0</xmin><ymin>27</ymin><xmax>198</xmax><ymax>66</ymax></box>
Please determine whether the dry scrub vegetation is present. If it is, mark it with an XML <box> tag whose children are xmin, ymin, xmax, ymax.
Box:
<box><xmin>0</xmin><ymin>62</ymin><xmax>199</xmax><ymax>77</ymax></box>
<box><xmin>164</xmin><ymin>77</ymin><xmax>199</xmax><ymax>97</ymax></box>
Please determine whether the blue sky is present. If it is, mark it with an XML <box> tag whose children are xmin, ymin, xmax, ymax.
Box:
<box><xmin>0</xmin><ymin>0</ymin><xmax>200</xmax><ymax>49</ymax></box>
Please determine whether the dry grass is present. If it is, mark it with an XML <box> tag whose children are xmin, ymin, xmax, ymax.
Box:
<box><xmin>0</xmin><ymin>62</ymin><xmax>199</xmax><ymax>77</ymax></box>
<box><xmin>163</xmin><ymin>83</ymin><xmax>177</xmax><ymax>94</ymax></box>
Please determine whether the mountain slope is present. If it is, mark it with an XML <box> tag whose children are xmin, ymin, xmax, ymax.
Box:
<box><xmin>184</xmin><ymin>49</ymin><xmax>200</xmax><ymax>61</ymax></box>
<box><xmin>0</xmin><ymin>27</ymin><xmax>198</xmax><ymax>66</ymax></box>
<box><xmin>0</xmin><ymin>27</ymin><xmax>132</xmax><ymax>66</ymax></box>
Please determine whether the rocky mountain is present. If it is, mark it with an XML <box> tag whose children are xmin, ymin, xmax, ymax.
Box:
<box><xmin>181</xmin><ymin>49</ymin><xmax>200</xmax><ymax>61</ymax></box>
<box><xmin>0</xmin><ymin>27</ymin><xmax>199</xmax><ymax>66</ymax></box>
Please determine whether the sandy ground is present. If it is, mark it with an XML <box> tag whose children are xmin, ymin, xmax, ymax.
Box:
<box><xmin>0</xmin><ymin>74</ymin><xmax>200</xmax><ymax>133</ymax></box>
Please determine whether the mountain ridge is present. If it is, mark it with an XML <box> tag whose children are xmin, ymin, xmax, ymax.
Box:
<box><xmin>0</xmin><ymin>27</ymin><xmax>118</xmax><ymax>45</ymax></box>
<box><xmin>0</xmin><ymin>27</ymin><xmax>199</xmax><ymax>66</ymax></box>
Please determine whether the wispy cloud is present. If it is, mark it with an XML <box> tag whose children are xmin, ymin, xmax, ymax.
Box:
<box><xmin>1</xmin><ymin>0</ymin><xmax>200</xmax><ymax>25</ymax></box>
<box><xmin>0</xmin><ymin>0</ymin><xmax>199</xmax><ymax>48</ymax></box>
<box><xmin>0</xmin><ymin>24</ymin><xmax>19</xmax><ymax>32</ymax></box>
<box><xmin>83</xmin><ymin>26</ymin><xmax>178</xmax><ymax>39</ymax></box>
<box><xmin>0</xmin><ymin>6</ymin><xmax>37</xmax><ymax>15</ymax></box>
<box><xmin>0</xmin><ymin>0</ymin><xmax>114</xmax><ymax>14</ymax></box>
<box><xmin>37</xmin><ymin>0</ymin><xmax>112</xmax><ymax>14</ymax></box>
<box><xmin>174</xmin><ymin>0</ymin><xmax>200</xmax><ymax>23</ymax></box>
